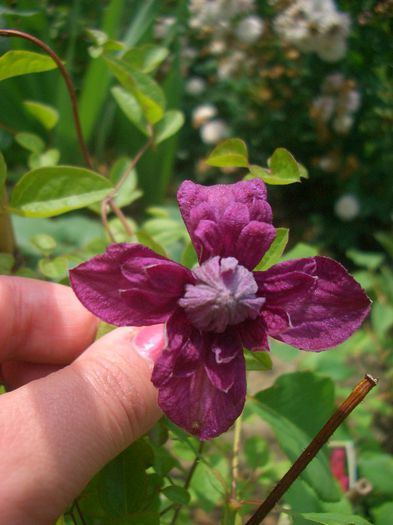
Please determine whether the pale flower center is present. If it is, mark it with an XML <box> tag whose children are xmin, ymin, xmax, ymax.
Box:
<box><xmin>178</xmin><ymin>256</ymin><xmax>265</xmax><ymax>333</ymax></box>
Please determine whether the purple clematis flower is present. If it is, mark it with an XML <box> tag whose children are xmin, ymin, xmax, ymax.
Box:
<box><xmin>70</xmin><ymin>179</ymin><xmax>370</xmax><ymax>440</ymax></box>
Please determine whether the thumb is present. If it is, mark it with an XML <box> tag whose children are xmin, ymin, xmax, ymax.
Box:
<box><xmin>0</xmin><ymin>325</ymin><xmax>165</xmax><ymax>525</ymax></box>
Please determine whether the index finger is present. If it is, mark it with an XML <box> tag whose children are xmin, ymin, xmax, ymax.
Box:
<box><xmin>0</xmin><ymin>276</ymin><xmax>98</xmax><ymax>364</ymax></box>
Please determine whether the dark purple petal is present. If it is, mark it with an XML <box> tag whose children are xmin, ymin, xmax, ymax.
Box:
<box><xmin>238</xmin><ymin>317</ymin><xmax>270</xmax><ymax>351</ymax></box>
<box><xmin>258</xmin><ymin>256</ymin><xmax>371</xmax><ymax>350</ymax></box>
<box><xmin>255</xmin><ymin>268</ymin><xmax>317</xmax><ymax>309</ymax></box>
<box><xmin>152</xmin><ymin>312</ymin><xmax>246</xmax><ymax>439</ymax></box>
<box><xmin>69</xmin><ymin>243</ymin><xmax>192</xmax><ymax>326</ymax></box>
<box><xmin>262</xmin><ymin>307</ymin><xmax>290</xmax><ymax>336</ymax></box>
<box><xmin>236</xmin><ymin>221</ymin><xmax>276</xmax><ymax>270</ymax></box>
<box><xmin>204</xmin><ymin>331</ymin><xmax>243</xmax><ymax>392</ymax></box>
<box><xmin>177</xmin><ymin>179</ymin><xmax>274</xmax><ymax>269</ymax></box>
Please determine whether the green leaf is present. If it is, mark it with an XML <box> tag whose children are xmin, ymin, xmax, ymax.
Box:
<box><xmin>245</xmin><ymin>350</ymin><xmax>273</xmax><ymax>371</ymax></box>
<box><xmin>109</xmin><ymin>157</ymin><xmax>143</xmax><ymax>208</ymax></box>
<box><xmin>371</xmin><ymin>302</ymin><xmax>393</xmax><ymax>339</ymax></box>
<box><xmin>136</xmin><ymin>230</ymin><xmax>168</xmax><ymax>257</ymax></box>
<box><xmin>0</xmin><ymin>50</ymin><xmax>57</xmax><ymax>81</ymax></box>
<box><xmin>15</xmin><ymin>132</ymin><xmax>45</xmax><ymax>154</ymax></box>
<box><xmin>123</xmin><ymin>44</ymin><xmax>169</xmax><ymax>73</ymax></box>
<box><xmin>105</xmin><ymin>56</ymin><xmax>165</xmax><ymax>124</ymax></box>
<box><xmin>162</xmin><ymin>485</ymin><xmax>190</xmax><ymax>505</ymax></box>
<box><xmin>28</xmin><ymin>148</ymin><xmax>60</xmax><ymax>170</ymax></box>
<box><xmin>0</xmin><ymin>152</ymin><xmax>6</xmax><ymax>200</ymax></box>
<box><xmin>346</xmin><ymin>249</ymin><xmax>384</xmax><ymax>271</ymax></box>
<box><xmin>97</xmin><ymin>441</ymin><xmax>156</xmax><ymax>516</ymax></box>
<box><xmin>31</xmin><ymin>233</ymin><xmax>57</xmax><ymax>255</ymax></box>
<box><xmin>256</xmin><ymin>372</ymin><xmax>335</xmax><ymax>439</ymax></box>
<box><xmin>181</xmin><ymin>241</ymin><xmax>198</xmax><ymax>269</ymax></box>
<box><xmin>154</xmin><ymin>110</ymin><xmax>184</xmax><ymax>144</ymax></box>
<box><xmin>38</xmin><ymin>256</ymin><xmax>72</xmax><ymax>281</ymax></box>
<box><xmin>111</xmin><ymin>86</ymin><xmax>149</xmax><ymax>135</ymax></box>
<box><xmin>0</xmin><ymin>253</ymin><xmax>14</xmax><ymax>275</ymax></box>
<box><xmin>282</xmin><ymin>242</ymin><xmax>318</xmax><ymax>261</ymax></box>
<box><xmin>375</xmin><ymin>232</ymin><xmax>393</xmax><ymax>259</ymax></box>
<box><xmin>255</xmin><ymin>227</ymin><xmax>289</xmax><ymax>270</ymax></box>
<box><xmin>251</xmin><ymin>372</ymin><xmax>340</xmax><ymax>502</ymax></box>
<box><xmin>206</xmin><ymin>138</ymin><xmax>249</xmax><ymax>168</ymax></box>
<box><xmin>372</xmin><ymin>502</ymin><xmax>393</xmax><ymax>525</ymax></box>
<box><xmin>300</xmin><ymin>512</ymin><xmax>372</xmax><ymax>525</ymax></box>
<box><xmin>249</xmin><ymin>148</ymin><xmax>305</xmax><ymax>185</ymax></box>
<box><xmin>10</xmin><ymin>166</ymin><xmax>113</xmax><ymax>218</ymax></box>
<box><xmin>23</xmin><ymin>100</ymin><xmax>59</xmax><ymax>130</ymax></box>
<box><xmin>358</xmin><ymin>453</ymin><xmax>393</xmax><ymax>496</ymax></box>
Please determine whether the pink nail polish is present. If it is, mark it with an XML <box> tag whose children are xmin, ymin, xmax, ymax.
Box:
<box><xmin>134</xmin><ymin>324</ymin><xmax>165</xmax><ymax>364</ymax></box>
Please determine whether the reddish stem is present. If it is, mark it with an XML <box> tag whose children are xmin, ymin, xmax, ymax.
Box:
<box><xmin>246</xmin><ymin>374</ymin><xmax>378</xmax><ymax>525</ymax></box>
<box><xmin>0</xmin><ymin>29</ymin><xmax>93</xmax><ymax>169</ymax></box>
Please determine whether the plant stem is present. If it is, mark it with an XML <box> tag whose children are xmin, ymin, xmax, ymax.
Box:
<box><xmin>170</xmin><ymin>441</ymin><xmax>205</xmax><ymax>525</ymax></box>
<box><xmin>74</xmin><ymin>499</ymin><xmax>88</xmax><ymax>525</ymax></box>
<box><xmin>0</xmin><ymin>190</ymin><xmax>17</xmax><ymax>256</ymax></box>
<box><xmin>245</xmin><ymin>374</ymin><xmax>378</xmax><ymax>525</ymax></box>
<box><xmin>100</xmin><ymin>133</ymin><xmax>153</xmax><ymax>241</ymax></box>
<box><xmin>0</xmin><ymin>29</ymin><xmax>93</xmax><ymax>170</ymax></box>
<box><xmin>231</xmin><ymin>415</ymin><xmax>242</xmax><ymax>501</ymax></box>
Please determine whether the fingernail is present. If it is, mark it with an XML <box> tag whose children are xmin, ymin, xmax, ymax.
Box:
<box><xmin>134</xmin><ymin>324</ymin><xmax>165</xmax><ymax>365</ymax></box>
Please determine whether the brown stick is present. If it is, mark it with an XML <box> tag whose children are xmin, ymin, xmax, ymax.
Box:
<box><xmin>245</xmin><ymin>374</ymin><xmax>378</xmax><ymax>525</ymax></box>
<box><xmin>0</xmin><ymin>29</ymin><xmax>93</xmax><ymax>170</ymax></box>
<box><xmin>101</xmin><ymin>133</ymin><xmax>153</xmax><ymax>241</ymax></box>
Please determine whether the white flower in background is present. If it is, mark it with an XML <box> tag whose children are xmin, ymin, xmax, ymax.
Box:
<box><xmin>200</xmin><ymin>119</ymin><xmax>229</xmax><ymax>144</ymax></box>
<box><xmin>189</xmin><ymin>0</ymin><xmax>255</xmax><ymax>31</ymax></box>
<box><xmin>235</xmin><ymin>15</ymin><xmax>265</xmax><ymax>43</ymax></box>
<box><xmin>274</xmin><ymin>0</ymin><xmax>351</xmax><ymax>62</ymax></box>
<box><xmin>185</xmin><ymin>77</ymin><xmax>207</xmax><ymax>96</ymax></box>
<box><xmin>334</xmin><ymin>194</ymin><xmax>360</xmax><ymax>221</ymax></box>
<box><xmin>192</xmin><ymin>104</ymin><xmax>218</xmax><ymax>127</ymax></box>
<box><xmin>217</xmin><ymin>50</ymin><xmax>246</xmax><ymax>79</ymax></box>
<box><xmin>312</xmin><ymin>96</ymin><xmax>336</xmax><ymax>122</ymax></box>
<box><xmin>154</xmin><ymin>16</ymin><xmax>176</xmax><ymax>39</ymax></box>
<box><xmin>311</xmin><ymin>73</ymin><xmax>361</xmax><ymax>134</ymax></box>
<box><xmin>333</xmin><ymin>114</ymin><xmax>354</xmax><ymax>134</ymax></box>
<box><xmin>209</xmin><ymin>39</ymin><xmax>226</xmax><ymax>55</ymax></box>
<box><xmin>346</xmin><ymin>90</ymin><xmax>361</xmax><ymax>113</ymax></box>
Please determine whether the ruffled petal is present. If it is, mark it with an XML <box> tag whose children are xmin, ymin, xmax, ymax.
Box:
<box><xmin>152</xmin><ymin>312</ymin><xmax>246</xmax><ymax>439</ymax></box>
<box><xmin>238</xmin><ymin>317</ymin><xmax>270</xmax><ymax>351</ymax></box>
<box><xmin>177</xmin><ymin>179</ymin><xmax>273</xmax><ymax>269</ymax></box>
<box><xmin>236</xmin><ymin>222</ymin><xmax>276</xmax><ymax>270</ymax></box>
<box><xmin>262</xmin><ymin>307</ymin><xmax>290</xmax><ymax>336</ymax></box>
<box><xmin>204</xmin><ymin>331</ymin><xmax>243</xmax><ymax>392</ymax></box>
<box><xmin>69</xmin><ymin>243</ymin><xmax>192</xmax><ymax>326</ymax></box>
<box><xmin>258</xmin><ymin>256</ymin><xmax>371</xmax><ymax>350</ymax></box>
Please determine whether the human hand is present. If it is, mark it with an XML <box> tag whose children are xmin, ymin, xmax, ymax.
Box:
<box><xmin>0</xmin><ymin>276</ymin><xmax>165</xmax><ymax>525</ymax></box>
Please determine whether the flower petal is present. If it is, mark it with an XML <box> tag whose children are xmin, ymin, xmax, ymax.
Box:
<box><xmin>204</xmin><ymin>331</ymin><xmax>243</xmax><ymax>392</ymax></box>
<box><xmin>177</xmin><ymin>179</ymin><xmax>273</xmax><ymax>269</ymax></box>
<box><xmin>152</xmin><ymin>312</ymin><xmax>246</xmax><ymax>439</ymax></box>
<box><xmin>236</xmin><ymin>221</ymin><xmax>276</xmax><ymax>270</ymax></box>
<box><xmin>238</xmin><ymin>317</ymin><xmax>270</xmax><ymax>351</ymax></box>
<box><xmin>69</xmin><ymin>243</ymin><xmax>192</xmax><ymax>326</ymax></box>
<box><xmin>258</xmin><ymin>256</ymin><xmax>371</xmax><ymax>350</ymax></box>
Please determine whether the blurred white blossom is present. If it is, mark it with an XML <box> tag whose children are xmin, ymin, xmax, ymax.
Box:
<box><xmin>189</xmin><ymin>0</ymin><xmax>255</xmax><ymax>31</ymax></box>
<box><xmin>217</xmin><ymin>51</ymin><xmax>246</xmax><ymax>79</ymax></box>
<box><xmin>235</xmin><ymin>15</ymin><xmax>265</xmax><ymax>43</ymax></box>
<box><xmin>311</xmin><ymin>73</ymin><xmax>361</xmax><ymax>134</ymax></box>
<box><xmin>334</xmin><ymin>194</ymin><xmax>360</xmax><ymax>221</ymax></box>
<box><xmin>185</xmin><ymin>77</ymin><xmax>207</xmax><ymax>96</ymax></box>
<box><xmin>274</xmin><ymin>0</ymin><xmax>351</xmax><ymax>62</ymax></box>
<box><xmin>200</xmin><ymin>119</ymin><xmax>229</xmax><ymax>144</ymax></box>
<box><xmin>192</xmin><ymin>104</ymin><xmax>218</xmax><ymax>127</ymax></box>
<box><xmin>154</xmin><ymin>16</ymin><xmax>176</xmax><ymax>39</ymax></box>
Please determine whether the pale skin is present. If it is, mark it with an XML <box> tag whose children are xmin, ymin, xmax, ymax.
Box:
<box><xmin>0</xmin><ymin>276</ymin><xmax>165</xmax><ymax>524</ymax></box>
